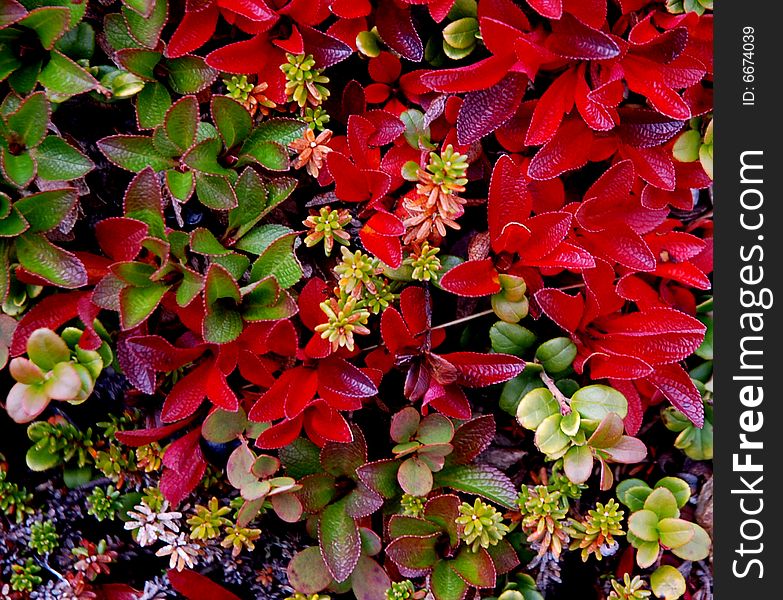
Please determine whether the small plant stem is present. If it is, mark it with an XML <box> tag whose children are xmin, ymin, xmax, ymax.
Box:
<box><xmin>431</xmin><ymin>309</ymin><xmax>495</xmax><ymax>330</ymax></box>
<box><xmin>539</xmin><ymin>370</ymin><xmax>571</xmax><ymax>415</ymax></box>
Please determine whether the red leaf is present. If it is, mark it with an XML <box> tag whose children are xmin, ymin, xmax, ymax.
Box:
<box><xmin>167</xmin><ymin>569</ymin><xmax>241</xmax><ymax>600</ymax></box>
<box><xmin>450</xmin><ymin>415</ymin><xmax>495</xmax><ymax>464</ymax></box>
<box><xmin>610</xmin><ymin>379</ymin><xmax>644</xmax><ymax>436</ymax></box>
<box><xmin>95</xmin><ymin>217</ymin><xmax>148</xmax><ymax>261</ymax></box>
<box><xmin>526</xmin><ymin>68</ymin><xmax>578</xmax><ymax>146</ymax></box>
<box><xmin>547</xmin><ymin>14</ymin><xmax>620</xmax><ymax>60</ymax></box>
<box><xmin>160</xmin><ymin>428</ymin><xmax>207</xmax><ymax>505</ymax></box>
<box><xmin>420</xmin><ymin>55</ymin><xmax>513</xmax><ymax>93</ymax></box>
<box><xmin>206</xmin><ymin>35</ymin><xmax>271</xmax><ymax>74</ymax></box>
<box><xmin>647</xmin><ymin>363</ymin><xmax>704</xmax><ymax>427</ymax></box>
<box><xmin>11</xmin><ymin>292</ymin><xmax>87</xmax><ymax>356</ymax></box>
<box><xmin>457</xmin><ymin>73</ymin><xmax>527</xmax><ymax>145</ymax></box>
<box><xmin>375</xmin><ymin>0</ymin><xmax>423</xmax><ymax>61</ymax></box>
<box><xmin>124</xmin><ymin>335</ymin><xmax>206</xmax><ymax>372</ymax></box>
<box><xmin>256</xmin><ymin>415</ymin><xmax>305</xmax><ymax>449</ymax></box>
<box><xmin>488</xmin><ymin>155</ymin><xmax>531</xmax><ymax>253</ymax></box>
<box><xmin>444</xmin><ymin>352</ymin><xmax>525</xmax><ymax>387</ymax></box>
<box><xmin>318</xmin><ymin>357</ymin><xmax>378</xmax><ymax>400</ymax></box>
<box><xmin>527</xmin><ymin>0</ymin><xmax>562</xmax><ymax>19</ymax></box>
<box><xmin>535</xmin><ymin>288</ymin><xmax>584</xmax><ymax>335</ymax></box>
<box><xmin>115</xmin><ymin>420</ymin><xmax>191</xmax><ymax>447</ymax></box>
<box><xmin>360</xmin><ymin>227</ymin><xmax>402</xmax><ymax>268</ymax></box>
<box><xmin>166</xmin><ymin>5</ymin><xmax>219</xmax><ymax>58</ymax></box>
<box><xmin>300</xmin><ymin>24</ymin><xmax>353</xmax><ymax>67</ymax></box>
<box><xmin>528</xmin><ymin>118</ymin><xmax>593</xmax><ymax>180</ymax></box>
<box><xmin>439</xmin><ymin>260</ymin><xmax>500</xmax><ymax>297</ymax></box>
<box><xmin>161</xmin><ymin>362</ymin><xmax>211</xmax><ymax>422</ymax></box>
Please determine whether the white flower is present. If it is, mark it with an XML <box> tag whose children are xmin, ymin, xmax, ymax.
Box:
<box><xmin>155</xmin><ymin>533</ymin><xmax>201</xmax><ymax>572</ymax></box>
<box><xmin>124</xmin><ymin>501</ymin><xmax>182</xmax><ymax>547</ymax></box>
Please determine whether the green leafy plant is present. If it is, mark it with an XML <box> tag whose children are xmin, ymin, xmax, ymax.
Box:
<box><xmin>87</xmin><ymin>485</ymin><xmax>123</xmax><ymax>521</ymax></box>
<box><xmin>29</xmin><ymin>519</ymin><xmax>58</xmax><ymax>554</ymax></box>
<box><xmin>0</xmin><ymin>0</ymin><xmax>98</xmax><ymax>100</ymax></box>
<box><xmin>517</xmin><ymin>383</ymin><xmax>647</xmax><ymax>489</ymax></box>
<box><xmin>390</xmin><ymin>407</ymin><xmax>454</xmax><ymax>497</ymax></box>
<box><xmin>617</xmin><ymin>477</ymin><xmax>711</xmax><ymax>568</ymax></box>
<box><xmin>6</xmin><ymin>327</ymin><xmax>106</xmax><ymax>424</ymax></box>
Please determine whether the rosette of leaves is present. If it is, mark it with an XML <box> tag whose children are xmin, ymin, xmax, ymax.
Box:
<box><xmin>617</xmin><ymin>477</ymin><xmax>711</xmax><ymax>568</ymax></box>
<box><xmin>358</xmin><ymin>415</ymin><xmax>520</xmax><ymax>511</ymax></box>
<box><xmin>25</xmin><ymin>416</ymin><xmax>94</xmax><ymax>473</ymax></box>
<box><xmin>0</xmin><ymin>0</ymin><xmax>98</xmax><ymax>100</ymax></box>
<box><xmin>485</xmin><ymin>574</ymin><xmax>544</xmax><ymax>600</ymax></box>
<box><xmin>389</xmin><ymin>407</ymin><xmax>454</xmax><ymax>497</ymax></box>
<box><xmin>98</xmin><ymin>95</ymin><xmax>306</xmax><ymax>207</ymax></box>
<box><xmin>6</xmin><ymin>327</ymin><xmax>106</xmax><ymax>424</ymax></box>
<box><xmin>0</xmin><ymin>91</ymin><xmax>93</xmax><ymax>187</ymax></box>
<box><xmin>672</xmin><ymin>116</ymin><xmax>713</xmax><ymax>179</ymax></box>
<box><xmin>385</xmin><ymin>494</ymin><xmax>519</xmax><ymax>600</ymax></box>
<box><xmin>226</xmin><ymin>439</ymin><xmax>303</xmax><ymax>527</ymax></box>
<box><xmin>290</xmin><ymin>427</ymin><xmax>385</xmax><ymax>584</ymax></box>
<box><xmin>491</xmin><ymin>274</ymin><xmax>529</xmax><ymax>324</ymax></box>
<box><xmin>93</xmin><ymin>168</ymin><xmax>300</xmax><ymax>340</ymax></box>
<box><xmin>516</xmin><ymin>384</ymin><xmax>647</xmax><ymax>489</ymax></box>
<box><xmin>287</xmin><ymin>528</ymin><xmax>391</xmax><ymax>599</ymax></box>
<box><xmin>104</xmin><ymin>0</ymin><xmax>219</xmax><ymax>114</ymax></box>
<box><xmin>662</xmin><ymin>401</ymin><xmax>713</xmax><ymax>461</ymax></box>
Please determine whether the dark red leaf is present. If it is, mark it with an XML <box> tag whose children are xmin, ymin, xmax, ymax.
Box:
<box><xmin>167</xmin><ymin>569</ymin><xmax>242</xmax><ymax>600</ymax></box>
<box><xmin>439</xmin><ymin>260</ymin><xmax>500</xmax><ymax>297</ymax></box>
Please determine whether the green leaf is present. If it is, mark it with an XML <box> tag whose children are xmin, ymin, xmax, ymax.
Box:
<box><xmin>8</xmin><ymin>59</ymin><xmax>41</xmax><ymax>96</ymax></box>
<box><xmin>248</xmin><ymin>231</ymin><xmax>302</xmax><ymax>289</ymax></box>
<box><xmin>165</xmin><ymin>55</ymin><xmax>218</xmax><ymax>94</ymax></box>
<box><xmin>644</xmin><ymin>487</ymin><xmax>679</xmax><ymax>521</ymax></box>
<box><xmin>535</xmin><ymin>413</ymin><xmax>571</xmax><ymax>456</ymax></box>
<box><xmin>0</xmin><ymin>207</ymin><xmax>28</xmax><ymax>236</ymax></box>
<box><xmin>212</xmin><ymin>96</ymin><xmax>253</xmax><ymax>149</ymax></box>
<box><xmin>287</xmin><ymin>547</ymin><xmax>333</xmax><ymax>595</ymax></box>
<box><xmin>241</xmin><ymin>278</ymin><xmax>296</xmax><ymax>321</ymax></box>
<box><xmin>205</xmin><ymin>263</ymin><xmax>241</xmax><ymax>305</ymax></box>
<box><xmin>672</xmin><ymin>130</ymin><xmax>701</xmax><ymax>163</ymax></box>
<box><xmin>563</xmin><ymin>445</ymin><xmax>593</xmax><ymax>484</ymax></box>
<box><xmin>657</xmin><ymin>518</ymin><xmax>695</xmax><ymax>549</ymax></box>
<box><xmin>103</xmin><ymin>13</ymin><xmax>142</xmax><ymax>51</ymax></box>
<box><xmin>165</xmin><ymin>95</ymin><xmax>198</xmax><ymax>152</ymax></box>
<box><xmin>650</xmin><ymin>565</ymin><xmax>686</xmax><ymax>600</ymax></box>
<box><xmin>195</xmin><ymin>172</ymin><xmax>237</xmax><ymax>210</ymax></box>
<box><xmin>434</xmin><ymin>464</ymin><xmax>517</xmax><ymax>508</ymax></box>
<box><xmin>7</xmin><ymin>91</ymin><xmax>48</xmax><ymax>148</ymax></box>
<box><xmin>240</xmin><ymin>140</ymin><xmax>289</xmax><ymax>171</ymax></box>
<box><xmin>318</xmin><ymin>499</ymin><xmax>361</xmax><ymax>583</ymax></box>
<box><xmin>165</xmin><ymin>169</ymin><xmax>195</xmax><ymax>201</ymax></box>
<box><xmin>136</xmin><ymin>81</ymin><xmax>171</xmax><ymax>129</ymax></box>
<box><xmin>14</xmin><ymin>188</ymin><xmax>77</xmax><ymax>233</ymax></box>
<box><xmin>34</xmin><ymin>136</ymin><xmax>93</xmax><ymax>180</ymax></box>
<box><xmin>228</xmin><ymin>169</ymin><xmax>268</xmax><ymax>239</ymax></box>
<box><xmin>387</xmin><ymin>534</ymin><xmax>439</xmax><ymax>570</ymax></box>
<box><xmin>55</xmin><ymin>22</ymin><xmax>95</xmax><ymax>60</ymax></box>
<box><xmin>397</xmin><ymin>457</ymin><xmax>433</xmax><ymax>497</ymax></box>
<box><xmin>654</xmin><ymin>477</ymin><xmax>692</xmax><ymax>508</ymax></box>
<box><xmin>671</xmin><ymin>522</ymin><xmax>710</xmax><ymax>561</ymax></box>
<box><xmin>16</xmin><ymin>233</ymin><xmax>86</xmax><ymax>288</ymax></box>
<box><xmin>190</xmin><ymin>228</ymin><xmax>229</xmax><ymax>256</ymax></box>
<box><xmin>246</xmin><ymin>118</ymin><xmax>306</xmax><ymax>146</ymax></box>
<box><xmin>115</xmin><ymin>48</ymin><xmax>160</xmax><ymax>80</ymax></box>
<box><xmin>535</xmin><ymin>337</ymin><xmax>577</xmax><ymax>373</ymax></box>
<box><xmin>490</xmin><ymin>322</ymin><xmax>536</xmax><ymax>356</ymax></box>
<box><xmin>430</xmin><ymin>560</ymin><xmax>469</xmax><ymax>600</ymax></box>
<box><xmin>571</xmin><ymin>385</ymin><xmax>628</xmax><ymax>421</ymax></box>
<box><xmin>38</xmin><ymin>50</ymin><xmax>98</xmax><ymax>99</ymax></box>
<box><xmin>26</xmin><ymin>443</ymin><xmax>61</xmax><ymax>471</ymax></box>
<box><xmin>636</xmin><ymin>540</ymin><xmax>661</xmax><ymax>569</ymax></box>
<box><xmin>516</xmin><ymin>387</ymin><xmax>559</xmax><ymax>431</ymax></box>
<box><xmin>695</xmin><ymin>314</ymin><xmax>713</xmax><ymax>359</ymax></box>
<box><xmin>119</xmin><ymin>283</ymin><xmax>167</xmax><ymax>328</ymax></box>
<box><xmin>628</xmin><ymin>509</ymin><xmax>660</xmax><ymax>542</ymax></box>
<box><xmin>182</xmin><ymin>137</ymin><xmax>230</xmax><ymax>175</ymax></box>
<box><xmin>19</xmin><ymin>7</ymin><xmax>70</xmax><ymax>50</ymax></box>
<box><xmin>443</xmin><ymin>17</ymin><xmax>479</xmax><ymax>49</ymax></box>
<box><xmin>98</xmin><ymin>135</ymin><xmax>174</xmax><ymax>172</ymax></box>
<box><xmin>1</xmin><ymin>146</ymin><xmax>35</xmax><ymax>187</ymax></box>
<box><xmin>279</xmin><ymin>437</ymin><xmax>322</xmax><ymax>479</ymax></box>
<box><xmin>123</xmin><ymin>0</ymin><xmax>167</xmax><ymax>49</ymax></box>
<box><xmin>27</xmin><ymin>328</ymin><xmax>70</xmax><ymax>369</ymax></box>
<box><xmin>449</xmin><ymin>546</ymin><xmax>495</xmax><ymax>588</ymax></box>
<box><xmin>175</xmin><ymin>267</ymin><xmax>203</xmax><ymax>307</ymax></box>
